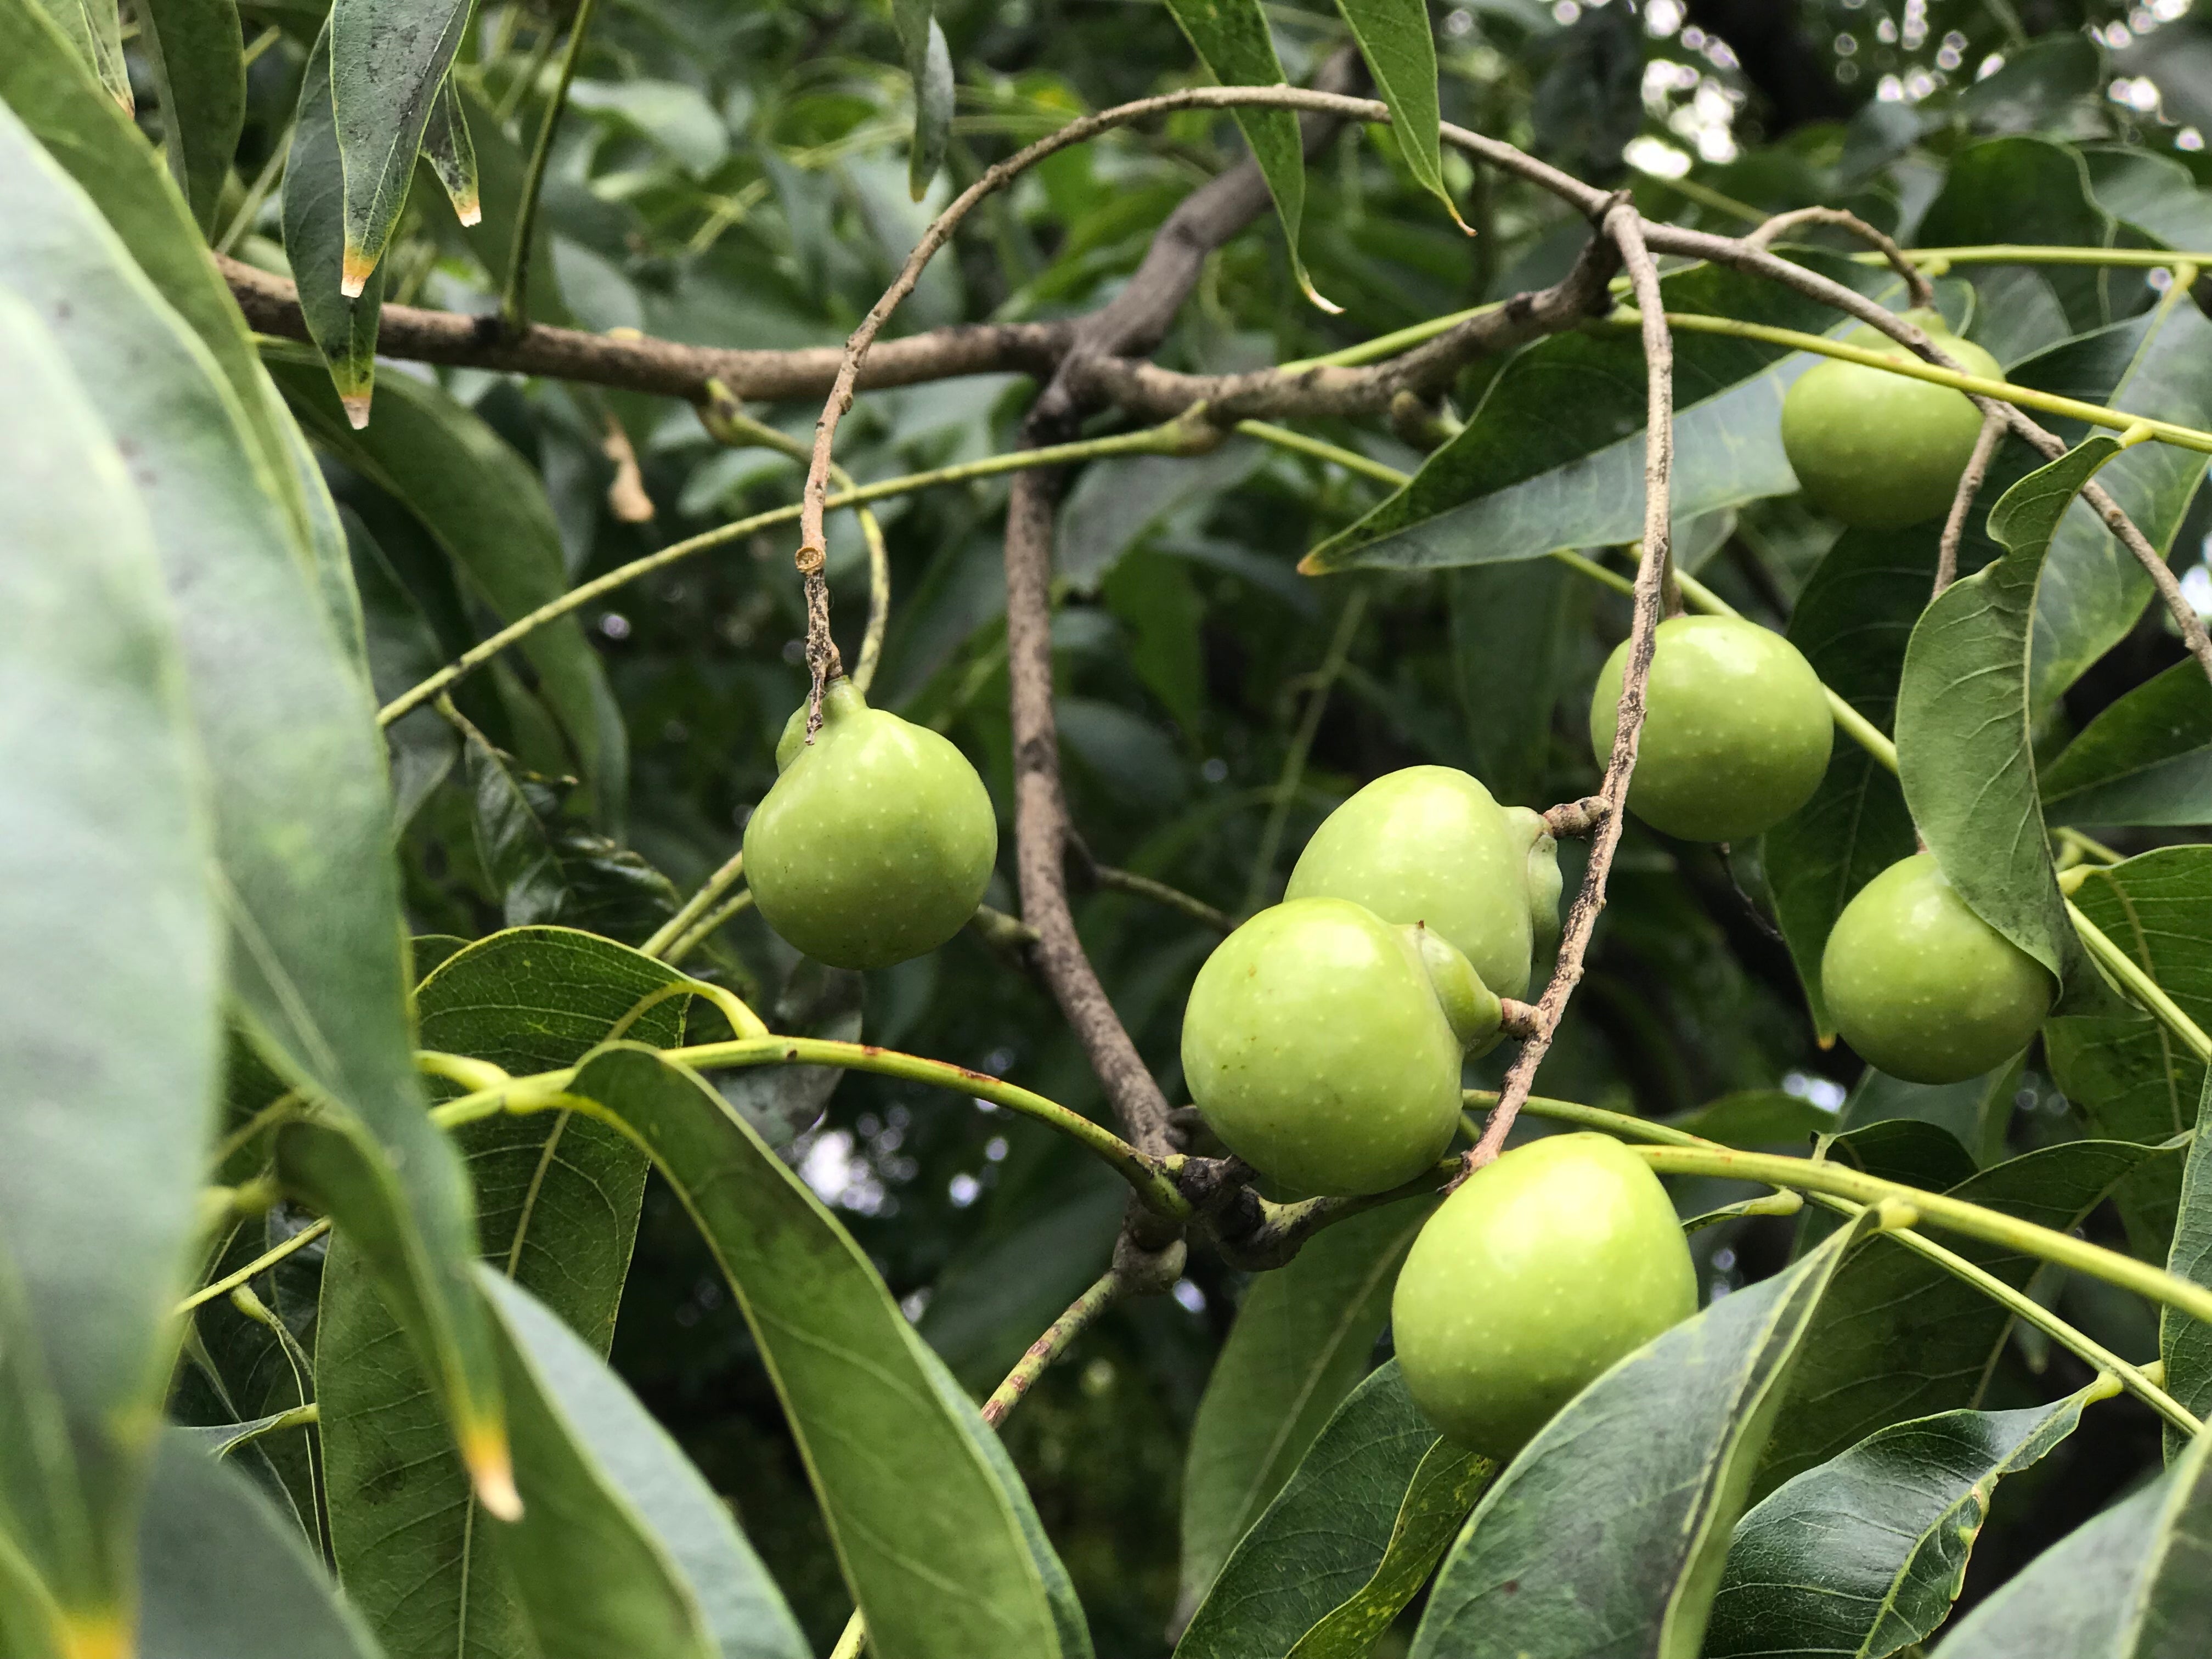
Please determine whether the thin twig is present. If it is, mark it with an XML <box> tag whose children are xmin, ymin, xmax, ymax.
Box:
<box><xmin>1465</xmin><ymin>201</ymin><xmax>1674</xmax><ymax>1175</ymax></box>
<box><xmin>1935</xmin><ymin>410</ymin><xmax>2006</xmax><ymax>597</ymax></box>
<box><xmin>641</xmin><ymin>848</ymin><xmax>745</xmax><ymax>960</ymax></box>
<box><xmin>503</xmin><ymin>0</ymin><xmax>601</xmax><ymax>330</ymax></box>
<box><xmin>1745</xmin><ymin>205</ymin><xmax>1935</xmax><ymax>309</ymax></box>
<box><xmin>1090</xmin><ymin>866</ymin><xmax>1234</xmax><ymax>933</ymax></box>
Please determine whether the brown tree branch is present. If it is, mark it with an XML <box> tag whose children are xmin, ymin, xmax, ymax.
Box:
<box><xmin>1744</xmin><ymin>206</ymin><xmax>1935</xmax><ymax>309</ymax></box>
<box><xmin>1935</xmin><ymin>410</ymin><xmax>2006</xmax><ymax>597</ymax></box>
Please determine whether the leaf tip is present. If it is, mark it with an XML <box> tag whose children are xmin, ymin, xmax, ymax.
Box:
<box><xmin>1295</xmin><ymin>549</ymin><xmax>1329</xmax><ymax>576</ymax></box>
<box><xmin>465</xmin><ymin>1426</ymin><xmax>523</xmax><ymax>1521</ymax></box>
<box><xmin>457</xmin><ymin>198</ymin><xmax>483</xmax><ymax>228</ymax></box>
<box><xmin>340</xmin><ymin>247</ymin><xmax>377</xmax><ymax>299</ymax></box>
<box><xmin>59</xmin><ymin>1612</ymin><xmax>129</xmax><ymax>1659</ymax></box>
<box><xmin>340</xmin><ymin>392</ymin><xmax>374</xmax><ymax>430</ymax></box>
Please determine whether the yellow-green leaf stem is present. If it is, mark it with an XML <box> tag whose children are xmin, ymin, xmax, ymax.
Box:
<box><xmin>1863</xmin><ymin>244</ymin><xmax>2212</xmax><ymax>271</ymax></box>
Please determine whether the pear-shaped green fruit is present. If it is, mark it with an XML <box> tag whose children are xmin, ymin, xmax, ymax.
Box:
<box><xmin>1822</xmin><ymin>852</ymin><xmax>2054</xmax><ymax>1084</ymax></box>
<box><xmin>1392</xmin><ymin>1132</ymin><xmax>1696</xmax><ymax>1457</ymax></box>
<box><xmin>1590</xmin><ymin>615</ymin><xmax>1833</xmax><ymax>843</ymax></box>
<box><xmin>1286</xmin><ymin>767</ymin><xmax>1560</xmax><ymax>1001</ymax></box>
<box><xmin>1781</xmin><ymin>309</ymin><xmax>2005</xmax><ymax>530</ymax></box>
<box><xmin>1181</xmin><ymin>897</ymin><xmax>1497</xmax><ymax>1197</ymax></box>
<box><xmin>743</xmin><ymin>679</ymin><xmax>997</xmax><ymax>970</ymax></box>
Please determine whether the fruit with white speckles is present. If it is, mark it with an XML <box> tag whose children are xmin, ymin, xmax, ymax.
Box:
<box><xmin>1780</xmin><ymin>309</ymin><xmax>2005</xmax><ymax>529</ymax></box>
<box><xmin>1286</xmin><ymin>766</ymin><xmax>1561</xmax><ymax>999</ymax></box>
<box><xmin>1181</xmin><ymin>898</ymin><xmax>1499</xmax><ymax>1197</ymax></box>
<box><xmin>1589</xmin><ymin>615</ymin><xmax>1832</xmax><ymax>842</ymax></box>
<box><xmin>743</xmin><ymin>679</ymin><xmax>998</xmax><ymax>970</ymax></box>
<box><xmin>1822</xmin><ymin>853</ymin><xmax>2053</xmax><ymax>1084</ymax></box>
<box><xmin>1392</xmin><ymin>1133</ymin><xmax>1696</xmax><ymax>1457</ymax></box>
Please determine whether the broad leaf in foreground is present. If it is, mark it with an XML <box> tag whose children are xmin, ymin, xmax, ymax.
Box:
<box><xmin>1176</xmin><ymin>1362</ymin><xmax>1490</xmax><ymax>1659</ymax></box>
<box><xmin>1706</xmin><ymin>1378</ymin><xmax>2111</xmax><ymax>1658</ymax></box>
<box><xmin>0</xmin><ymin>293</ymin><xmax>221</xmax><ymax>1655</ymax></box>
<box><xmin>1409</xmin><ymin>1214</ymin><xmax>1875</xmax><ymax>1658</ymax></box>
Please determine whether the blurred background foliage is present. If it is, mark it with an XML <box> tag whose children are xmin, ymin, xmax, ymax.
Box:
<box><xmin>178</xmin><ymin>0</ymin><xmax>2212</xmax><ymax>1649</ymax></box>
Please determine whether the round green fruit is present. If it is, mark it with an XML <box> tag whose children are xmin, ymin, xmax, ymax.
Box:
<box><xmin>1821</xmin><ymin>852</ymin><xmax>2054</xmax><ymax>1084</ymax></box>
<box><xmin>742</xmin><ymin>679</ymin><xmax>997</xmax><ymax>970</ymax></box>
<box><xmin>1392</xmin><ymin>1132</ymin><xmax>1696</xmax><ymax>1458</ymax></box>
<box><xmin>1181</xmin><ymin>897</ymin><xmax>1497</xmax><ymax>1197</ymax></box>
<box><xmin>1780</xmin><ymin>309</ymin><xmax>2004</xmax><ymax>530</ymax></box>
<box><xmin>1286</xmin><ymin>766</ymin><xmax>1560</xmax><ymax>1000</ymax></box>
<box><xmin>1589</xmin><ymin>615</ymin><xmax>1832</xmax><ymax>843</ymax></box>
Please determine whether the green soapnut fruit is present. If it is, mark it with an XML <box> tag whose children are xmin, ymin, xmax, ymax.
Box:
<box><xmin>743</xmin><ymin>678</ymin><xmax>998</xmax><ymax>970</ymax></box>
<box><xmin>1589</xmin><ymin>614</ymin><xmax>1833</xmax><ymax>843</ymax></box>
<box><xmin>1181</xmin><ymin>897</ymin><xmax>1498</xmax><ymax>1197</ymax></box>
<box><xmin>1822</xmin><ymin>852</ymin><xmax>2055</xmax><ymax>1085</ymax></box>
<box><xmin>1780</xmin><ymin>308</ymin><xmax>2005</xmax><ymax>530</ymax></box>
<box><xmin>1285</xmin><ymin>766</ymin><xmax>1560</xmax><ymax>1001</ymax></box>
<box><xmin>1392</xmin><ymin>1132</ymin><xmax>1697</xmax><ymax>1457</ymax></box>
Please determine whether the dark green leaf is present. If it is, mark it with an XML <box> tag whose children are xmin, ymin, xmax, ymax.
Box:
<box><xmin>1176</xmin><ymin>1362</ymin><xmax>1491</xmax><ymax>1659</ymax></box>
<box><xmin>2164</xmin><ymin>1070</ymin><xmax>2212</xmax><ymax>1451</ymax></box>
<box><xmin>137</xmin><ymin>1433</ymin><xmax>383</xmax><ymax>1659</ymax></box>
<box><xmin>1057</xmin><ymin>440</ymin><xmax>1263</xmax><ymax>594</ymax></box>
<box><xmin>2085</xmin><ymin>146</ymin><xmax>2212</xmax><ymax>251</ymax></box>
<box><xmin>559</xmin><ymin>1043</ymin><xmax>1082</xmax><ymax>1659</ymax></box>
<box><xmin>266</xmin><ymin>342</ymin><xmax>630</xmax><ymax>822</ymax></box>
<box><xmin>1304</xmin><ymin>254</ymin><xmax>1880</xmax><ymax>572</ymax></box>
<box><xmin>0</xmin><ymin>292</ymin><xmax>221</xmax><ymax>1646</ymax></box>
<box><xmin>1409</xmin><ymin>1215</ymin><xmax>1874</xmax><ymax>1659</ymax></box>
<box><xmin>890</xmin><ymin>2</ymin><xmax>951</xmax><ymax>201</ymax></box>
<box><xmin>1333</xmin><ymin>0</ymin><xmax>1454</xmax><ymax>225</ymax></box>
<box><xmin>1792</xmin><ymin>1121</ymin><xmax>1979</xmax><ymax>1256</ymax></box>
<box><xmin>479</xmin><ymin>1272</ymin><xmax>809</xmax><ymax>1659</ymax></box>
<box><xmin>1766</xmin><ymin>526</ymin><xmax>1927</xmax><ymax>1035</ymax></box>
<box><xmin>134</xmin><ymin>0</ymin><xmax>245</xmax><ymax>232</ymax></box>
<box><xmin>2043</xmin><ymin>659</ymin><xmax>2212</xmax><ymax>827</ymax></box>
<box><xmin>347</xmin><ymin>509</ymin><xmax>458</xmax><ymax>827</ymax></box>
<box><xmin>715</xmin><ymin>958</ymin><xmax>861</xmax><ymax>1152</ymax></box>
<box><xmin>1706</xmin><ymin>1380</ymin><xmax>2107</xmax><ymax>1658</ymax></box>
<box><xmin>27</xmin><ymin>0</ymin><xmax>125</xmax><ymax>108</ymax></box>
<box><xmin>1934</xmin><ymin>1423</ymin><xmax>2212</xmax><ymax>1657</ymax></box>
<box><xmin>1897</xmin><ymin>437</ymin><xmax>2122</xmax><ymax>982</ymax></box>
<box><xmin>1755</xmin><ymin>1138</ymin><xmax>2179</xmax><ymax>1498</ymax></box>
<box><xmin>284</xmin><ymin>21</ymin><xmax>388</xmax><ymax>421</ymax></box>
<box><xmin>329</xmin><ymin>0</ymin><xmax>470</xmax><ymax>287</ymax></box>
<box><xmin>1841</xmin><ymin>1063</ymin><xmax>2019</xmax><ymax>1170</ymax></box>
<box><xmin>1448</xmin><ymin>558</ymin><xmax>1577</xmax><ymax>809</ymax></box>
<box><xmin>1177</xmin><ymin>1200</ymin><xmax>1432</xmax><ymax>1620</ymax></box>
<box><xmin>420</xmin><ymin>71</ymin><xmax>480</xmax><ymax>225</ymax></box>
<box><xmin>1162</xmin><ymin>0</ymin><xmax>1329</xmax><ymax>312</ymax></box>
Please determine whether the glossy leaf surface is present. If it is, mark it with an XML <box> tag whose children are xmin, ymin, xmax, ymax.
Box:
<box><xmin>1333</xmin><ymin>0</ymin><xmax>1453</xmax><ymax>224</ymax></box>
<box><xmin>329</xmin><ymin>0</ymin><xmax>471</xmax><ymax>285</ymax></box>
<box><xmin>2043</xmin><ymin>659</ymin><xmax>2212</xmax><ymax>827</ymax></box>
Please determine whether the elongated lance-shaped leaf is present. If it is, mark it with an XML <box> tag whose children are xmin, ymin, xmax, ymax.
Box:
<box><xmin>27</xmin><ymin>0</ymin><xmax>125</xmax><ymax>108</ymax></box>
<box><xmin>1332</xmin><ymin>0</ymin><xmax>1458</xmax><ymax>226</ymax></box>
<box><xmin>2044</xmin><ymin>658</ymin><xmax>2212</xmax><ymax>827</ymax></box>
<box><xmin>890</xmin><ymin>1</ymin><xmax>951</xmax><ymax>201</ymax></box>
<box><xmin>2165</xmin><ymin>1069</ymin><xmax>2212</xmax><ymax>1453</ymax></box>
<box><xmin>1176</xmin><ymin>1362</ymin><xmax>1491</xmax><ymax>1659</ymax></box>
<box><xmin>1706</xmin><ymin>1378</ymin><xmax>2112</xmax><ymax>1658</ymax></box>
<box><xmin>0</xmin><ymin>293</ymin><xmax>222</xmax><ymax>1658</ymax></box>
<box><xmin>320</xmin><ymin>927</ymin><xmax>687</xmax><ymax>1659</ymax></box>
<box><xmin>0</xmin><ymin>95</ymin><xmax>512</xmax><ymax>1528</ymax></box>
<box><xmin>330</xmin><ymin>0</ymin><xmax>471</xmax><ymax>292</ymax></box>
<box><xmin>1897</xmin><ymin>436</ymin><xmax>2123</xmax><ymax>985</ymax></box>
<box><xmin>420</xmin><ymin>70</ymin><xmax>481</xmax><ymax>224</ymax></box>
<box><xmin>1409</xmin><ymin>1212</ymin><xmax>1881</xmax><ymax>1659</ymax></box>
<box><xmin>1162</xmin><ymin>0</ymin><xmax>1333</xmax><ymax>312</ymax></box>
<box><xmin>556</xmin><ymin>1043</ymin><xmax>1081</xmax><ymax>1659</ymax></box>
<box><xmin>137</xmin><ymin>1433</ymin><xmax>385</xmax><ymax>1659</ymax></box>
<box><xmin>285</xmin><ymin>19</ymin><xmax>388</xmax><ymax>423</ymax></box>
<box><xmin>1934</xmin><ymin>1421</ymin><xmax>2212</xmax><ymax>1656</ymax></box>
<box><xmin>1177</xmin><ymin>1201</ymin><xmax>1434</xmax><ymax>1620</ymax></box>
<box><xmin>479</xmin><ymin>1272</ymin><xmax>809</xmax><ymax>1659</ymax></box>
<box><xmin>133</xmin><ymin>0</ymin><xmax>245</xmax><ymax>232</ymax></box>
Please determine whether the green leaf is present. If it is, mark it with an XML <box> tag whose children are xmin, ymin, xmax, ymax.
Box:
<box><xmin>284</xmin><ymin>20</ymin><xmax>388</xmax><ymax>422</ymax></box>
<box><xmin>1448</xmin><ymin>558</ymin><xmax>1577</xmax><ymax>809</ymax></box>
<box><xmin>1706</xmin><ymin>1380</ymin><xmax>2108</xmax><ymax>1658</ymax></box>
<box><xmin>1754</xmin><ymin>1138</ymin><xmax>2179</xmax><ymax>1499</ymax></box>
<box><xmin>266</xmin><ymin>342</ymin><xmax>630</xmax><ymax>822</ymax></box>
<box><xmin>1663</xmin><ymin>1091</ymin><xmax>1838</xmax><ymax>1150</ymax></box>
<box><xmin>1176</xmin><ymin>1200</ymin><xmax>1432</xmax><ymax>1620</ymax></box>
<box><xmin>329</xmin><ymin>0</ymin><xmax>471</xmax><ymax>289</ymax></box>
<box><xmin>0</xmin><ymin>95</ymin><xmax>509</xmax><ymax>1520</ymax></box>
<box><xmin>419</xmin><ymin>81</ymin><xmax>569</xmax><ymax>320</ymax></box>
<box><xmin>1765</xmin><ymin>526</ymin><xmax>1927</xmax><ymax>1036</ymax></box>
<box><xmin>1934</xmin><ymin>1421</ymin><xmax>2212</xmax><ymax>1656</ymax></box>
<box><xmin>1303</xmin><ymin>253</ymin><xmax>1880</xmax><ymax>573</ymax></box>
<box><xmin>347</xmin><ymin>509</ymin><xmax>458</xmax><ymax>827</ymax></box>
<box><xmin>1162</xmin><ymin>0</ymin><xmax>1331</xmax><ymax>313</ymax></box>
<box><xmin>1896</xmin><ymin>436</ymin><xmax>2123</xmax><ymax>983</ymax></box>
<box><xmin>1175</xmin><ymin>1362</ymin><xmax>1491</xmax><ymax>1659</ymax></box>
<box><xmin>321</xmin><ymin>926</ymin><xmax>689</xmax><ymax>1658</ymax></box>
<box><xmin>27</xmin><ymin>0</ymin><xmax>126</xmax><ymax>109</ymax></box>
<box><xmin>173</xmin><ymin>1409</ymin><xmax>315</xmax><ymax>1460</ymax></box>
<box><xmin>137</xmin><ymin>1433</ymin><xmax>383</xmax><ymax>1659</ymax></box>
<box><xmin>2165</xmin><ymin>1069</ymin><xmax>2212</xmax><ymax>1451</ymax></box>
<box><xmin>890</xmin><ymin>2</ymin><xmax>951</xmax><ymax>201</ymax></box>
<box><xmin>134</xmin><ymin>0</ymin><xmax>246</xmax><ymax>232</ymax></box>
<box><xmin>1332</xmin><ymin>0</ymin><xmax>1455</xmax><ymax>227</ymax></box>
<box><xmin>478</xmin><ymin>1272</ymin><xmax>809</xmax><ymax>1659</ymax></box>
<box><xmin>557</xmin><ymin>1043</ymin><xmax>1082</xmax><ymax>1659</ymax></box>
<box><xmin>420</xmin><ymin>71</ymin><xmax>481</xmax><ymax>225</ymax></box>
<box><xmin>2043</xmin><ymin>659</ymin><xmax>2212</xmax><ymax>827</ymax></box>
<box><xmin>0</xmin><ymin>292</ymin><xmax>221</xmax><ymax>1650</ymax></box>
<box><xmin>1409</xmin><ymin>1214</ymin><xmax>1875</xmax><ymax>1659</ymax></box>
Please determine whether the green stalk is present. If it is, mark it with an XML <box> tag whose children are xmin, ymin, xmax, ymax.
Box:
<box><xmin>1864</xmin><ymin>244</ymin><xmax>2212</xmax><ymax>270</ymax></box>
<box><xmin>661</xmin><ymin>888</ymin><xmax>755</xmax><ymax>968</ymax></box>
<box><xmin>502</xmin><ymin>0</ymin><xmax>602</xmax><ymax>330</ymax></box>
<box><xmin>642</xmin><ymin>848</ymin><xmax>744</xmax><ymax>960</ymax></box>
<box><xmin>2066</xmin><ymin>894</ymin><xmax>2212</xmax><ymax>1065</ymax></box>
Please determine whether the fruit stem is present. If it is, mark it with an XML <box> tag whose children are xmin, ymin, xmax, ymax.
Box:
<box><xmin>2066</xmin><ymin>895</ymin><xmax>2212</xmax><ymax>1065</ymax></box>
<box><xmin>641</xmin><ymin>848</ymin><xmax>747</xmax><ymax>960</ymax></box>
